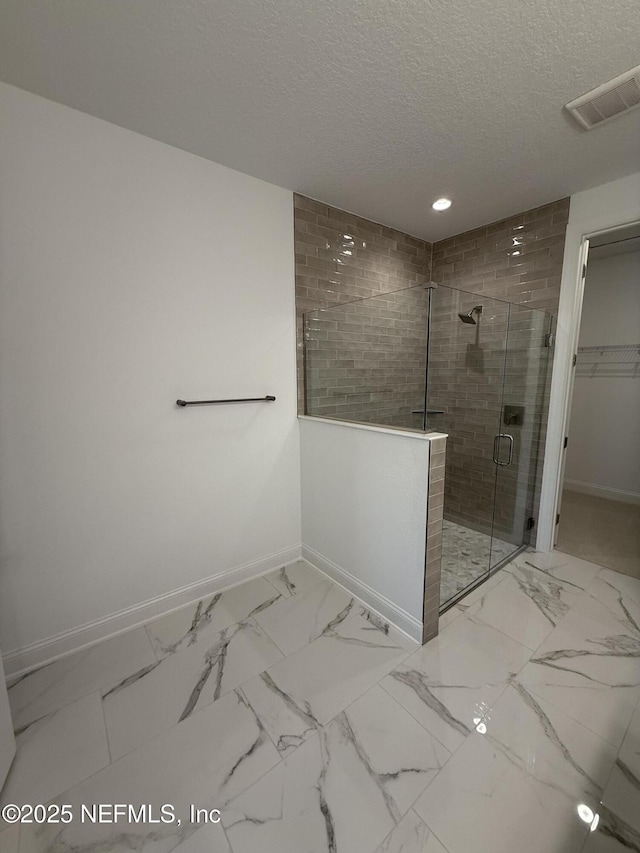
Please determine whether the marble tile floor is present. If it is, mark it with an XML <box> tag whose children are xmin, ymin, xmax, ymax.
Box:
<box><xmin>440</xmin><ymin>519</ymin><xmax>517</xmax><ymax>604</ymax></box>
<box><xmin>2</xmin><ymin>552</ymin><xmax>640</xmax><ymax>852</ymax></box>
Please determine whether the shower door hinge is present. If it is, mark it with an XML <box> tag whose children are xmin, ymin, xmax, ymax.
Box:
<box><xmin>582</xmin><ymin>263</ymin><xmax>587</xmax><ymax>279</ymax></box>
<box><xmin>564</xmin><ymin>436</ymin><xmax>568</xmax><ymax>449</ymax></box>
<box><xmin>573</xmin><ymin>353</ymin><xmax>577</xmax><ymax>367</ymax></box>
<box><xmin>556</xmin><ymin>513</ymin><xmax>561</xmax><ymax>525</ymax></box>
<box><xmin>526</xmin><ymin>517</ymin><xmax>536</xmax><ymax>531</ymax></box>
<box><xmin>544</xmin><ymin>332</ymin><xmax>555</xmax><ymax>347</ymax></box>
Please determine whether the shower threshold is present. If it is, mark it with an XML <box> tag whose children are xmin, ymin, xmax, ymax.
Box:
<box><xmin>439</xmin><ymin>519</ymin><xmax>527</xmax><ymax>612</ymax></box>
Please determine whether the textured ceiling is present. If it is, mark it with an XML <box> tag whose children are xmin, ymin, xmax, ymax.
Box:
<box><xmin>0</xmin><ymin>0</ymin><xmax>638</xmax><ymax>241</ymax></box>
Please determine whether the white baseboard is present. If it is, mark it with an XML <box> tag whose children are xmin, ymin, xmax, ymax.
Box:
<box><xmin>4</xmin><ymin>544</ymin><xmax>302</xmax><ymax>679</ymax></box>
<box><xmin>564</xmin><ymin>480</ymin><xmax>640</xmax><ymax>506</ymax></box>
<box><xmin>301</xmin><ymin>545</ymin><xmax>422</xmax><ymax>645</ymax></box>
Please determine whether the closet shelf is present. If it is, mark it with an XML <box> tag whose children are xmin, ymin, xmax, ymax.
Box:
<box><xmin>575</xmin><ymin>343</ymin><xmax>640</xmax><ymax>376</ymax></box>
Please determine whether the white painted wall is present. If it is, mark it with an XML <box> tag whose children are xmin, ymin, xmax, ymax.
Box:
<box><xmin>0</xmin><ymin>83</ymin><xmax>301</xmax><ymax>660</ymax></box>
<box><xmin>564</xmin><ymin>250</ymin><xmax>640</xmax><ymax>500</ymax></box>
<box><xmin>300</xmin><ymin>417</ymin><xmax>430</xmax><ymax>641</ymax></box>
<box><xmin>538</xmin><ymin>172</ymin><xmax>640</xmax><ymax>550</ymax></box>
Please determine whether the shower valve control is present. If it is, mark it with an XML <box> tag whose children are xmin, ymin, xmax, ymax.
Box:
<box><xmin>503</xmin><ymin>405</ymin><xmax>524</xmax><ymax>426</ymax></box>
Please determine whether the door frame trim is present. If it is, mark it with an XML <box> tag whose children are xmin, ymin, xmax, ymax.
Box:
<box><xmin>536</xmin><ymin>174</ymin><xmax>640</xmax><ymax>552</ymax></box>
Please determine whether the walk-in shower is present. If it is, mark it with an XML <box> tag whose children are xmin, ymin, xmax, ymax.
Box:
<box><xmin>303</xmin><ymin>282</ymin><xmax>553</xmax><ymax>609</ymax></box>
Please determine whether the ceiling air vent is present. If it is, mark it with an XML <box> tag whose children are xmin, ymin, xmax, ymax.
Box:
<box><xmin>565</xmin><ymin>65</ymin><xmax>640</xmax><ymax>130</ymax></box>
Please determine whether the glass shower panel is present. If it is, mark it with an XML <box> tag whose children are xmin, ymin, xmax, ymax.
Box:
<box><xmin>301</xmin><ymin>280</ymin><xmax>554</xmax><ymax>611</ymax></box>
<box><xmin>489</xmin><ymin>303</ymin><xmax>553</xmax><ymax>568</ymax></box>
<box><xmin>427</xmin><ymin>286</ymin><xmax>510</xmax><ymax>606</ymax></box>
<box><xmin>304</xmin><ymin>285</ymin><xmax>430</xmax><ymax>431</ymax></box>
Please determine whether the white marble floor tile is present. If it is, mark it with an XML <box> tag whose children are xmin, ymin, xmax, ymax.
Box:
<box><xmin>581</xmin><ymin>806</ymin><xmax>640</xmax><ymax>852</ymax></box>
<box><xmin>225</xmin><ymin>684</ymin><xmax>449</xmax><ymax>853</ymax></box>
<box><xmin>103</xmin><ymin>618</ymin><xmax>282</xmax><ymax>760</ymax></box>
<box><xmin>0</xmin><ymin>825</ymin><xmax>20</xmax><ymax>853</ymax></box>
<box><xmin>572</xmin><ymin>568</ymin><xmax>640</xmax><ymax>636</ymax></box>
<box><xmin>145</xmin><ymin>576</ymin><xmax>284</xmax><ymax>659</ymax></box>
<box><xmin>31</xmin><ymin>690</ymin><xmax>280</xmax><ymax>853</ymax></box>
<box><xmin>509</xmin><ymin>549</ymin><xmax>602</xmax><ymax>591</ymax></box>
<box><xmin>224</xmin><ymin>734</ymin><xmax>366</xmax><ymax>853</ymax></box>
<box><xmin>437</xmin><ymin>606</ymin><xmax>461</xmax><ymax>631</ymax></box>
<box><xmin>485</xmin><ymin>682</ymin><xmax>617</xmax><ymax>801</ymax></box>
<box><xmin>595</xmin><ymin>569</ymin><xmax>640</xmax><ymax>606</ymax></box>
<box><xmin>265</xmin><ymin>560</ymin><xmax>326</xmax><ymax>598</ymax></box>
<box><xmin>338</xmin><ymin>685</ymin><xmax>450</xmax><ymax>808</ymax></box>
<box><xmin>170</xmin><ymin>823</ymin><xmax>231</xmax><ymax>852</ymax></box>
<box><xmin>8</xmin><ymin>628</ymin><xmax>157</xmax><ymax>730</ymax></box>
<box><xmin>8</xmin><ymin>557</ymin><xmax>640</xmax><ymax>853</ymax></box>
<box><xmin>13</xmin><ymin>826</ymin><xmax>39</xmax><ymax>853</ymax></box>
<box><xmin>413</xmin><ymin>729</ymin><xmax>592</xmax><ymax>853</ymax></box>
<box><xmin>254</xmin><ymin>579</ymin><xmax>354</xmax><ymax>656</ymax></box>
<box><xmin>0</xmin><ymin>692</ymin><xmax>109</xmax><ymax>812</ymax></box>
<box><xmin>518</xmin><ymin>609</ymin><xmax>640</xmax><ymax>748</ymax></box>
<box><xmin>350</xmin><ymin>605</ymin><xmax>414</xmax><ymax>650</ymax></box>
<box><xmin>252</xmin><ymin>612</ymin><xmax>411</xmax><ymax>751</ymax></box>
<box><xmin>600</xmin><ymin>702</ymin><xmax>640</xmax><ymax>835</ymax></box>
<box><xmin>240</xmin><ymin>670</ymin><xmax>320</xmax><ymax>759</ymax></box>
<box><xmin>381</xmin><ymin>616</ymin><xmax>531</xmax><ymax>752</ymax></box>
<box><xmin>374</xmin><ymin>810</ymin><xmax>449</xmax><ymax>853</ymax></box>
<box><xmin>467</xmin><ymin>561</ymin><xmax>580</xmax><ymax>650</ymax></box>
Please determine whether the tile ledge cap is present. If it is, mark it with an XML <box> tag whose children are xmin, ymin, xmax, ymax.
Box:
<box><xmin>299</xmin><ymin>415</ymin><xmax>447</xmax><ymax>442</ymax></box>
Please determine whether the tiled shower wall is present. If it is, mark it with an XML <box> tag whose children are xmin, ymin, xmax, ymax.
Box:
<box><xmin>426</xmin><ymin>293</ymin><xmax>552</xmax><ymax>545</ymax></box>
<box><xmin>430</xmin><ymin>199</ymin><xmax>569</xmax><ymax>312</ymax></box>
<box><xmin>294</xmin><ymin>194</ymin><xmax>570</xmax><ymax>539</ymax></box>
<box><xmin>294</xmin><ymin>194</ymin><xmax>432</xmax><ymax>427</ymax></box>
<box><xmin>304</xmin><ymin>286</ymin><xmax>430</xmax><ymax>428</ymax></box>
<box><xmin>429</xmin><ymin>198</ymin><xmax>570</xmax><ymax>541</ymax></box>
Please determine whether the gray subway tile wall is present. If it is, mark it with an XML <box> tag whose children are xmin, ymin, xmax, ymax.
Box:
<box><xmin>294</xmin><ymin>194</ymin><xmax>570</xmax><ymax>590</ymax></box>
<box><xmin>431</xmin><ymin>199</ymin><xmax>569</xmax><ymax>311</ymax></box>
<box><xmin>294</xmin><ymin>194</ymin><xmax>432</xmax><ymax>426</ymax></box>
<box><xmin>429</xmin><ymin>199</ymin><xmax>569</xmax><ymax>544</ymax></box>
<box><xmin>304</xmin><ymin>287</ymin><xmax>430</xmax><ymax>427</ymax></box>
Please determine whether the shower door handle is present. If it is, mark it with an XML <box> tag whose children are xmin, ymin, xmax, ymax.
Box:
<box><xmin>493</xmin><ymin>434</ymin><xmax>514</xmax><ymax>466</ymax></box>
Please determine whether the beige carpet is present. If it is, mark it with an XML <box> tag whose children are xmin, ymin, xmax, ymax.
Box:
<box><xmin>557</xmin><ymin>489</ymin><xmax>640</xmax><ymax>579</ymax></box>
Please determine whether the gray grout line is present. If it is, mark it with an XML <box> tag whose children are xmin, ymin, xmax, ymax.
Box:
<box><xmin>99</xmin><ymin>690</ymin><xmax>113</xmax><ymax>766</ymax></box>
<box><xmin>143</xmin><ymin>622</ymin><xmax>161</xmax><ymax>664</ymax></box>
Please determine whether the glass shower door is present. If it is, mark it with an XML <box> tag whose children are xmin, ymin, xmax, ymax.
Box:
<box><xmin>489</xmin><ymin>303</ymin><xmax>553</xmax><ymax>568</ymax></box>
<box><xmin>427</xmin><ymin>286</ymin><xmax>510</xmax><ymax>605</ymax></box>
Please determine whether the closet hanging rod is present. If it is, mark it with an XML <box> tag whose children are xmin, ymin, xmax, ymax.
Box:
<box><xmin>176</xmin><ymin>395</ymin><xmax>276</xmax><ymax>407</ymax></box>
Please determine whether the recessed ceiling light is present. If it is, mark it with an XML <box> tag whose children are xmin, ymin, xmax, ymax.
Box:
<box><xmin>432</xmin><ymin>198</ymin><xmax>452</xmax><ymax>211</ymax></box>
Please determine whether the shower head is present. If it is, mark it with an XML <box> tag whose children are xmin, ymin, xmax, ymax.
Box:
<box><xmin>458</xmin><ymin>305</ymin><xmax>483</xmax><ymax>325</ymax></box>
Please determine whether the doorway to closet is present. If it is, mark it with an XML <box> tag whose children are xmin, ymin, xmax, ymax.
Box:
<box><xmin>557</xmin><ymin>223</ymin><xmax>640</xmax><ymax>578</ymax></box>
